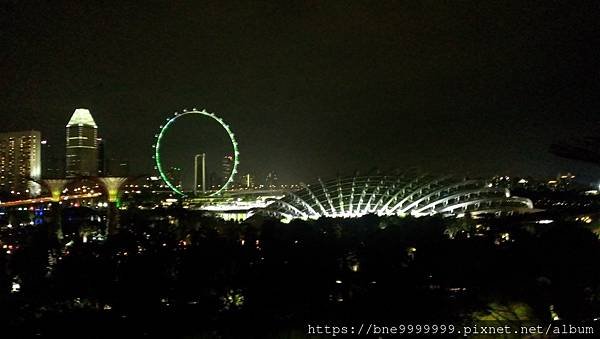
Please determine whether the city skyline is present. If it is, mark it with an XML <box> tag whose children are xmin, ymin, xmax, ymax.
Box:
<box><xmin>2</xmin><ymin>3</ymin><xmax>600</xmax><ymax>336</ymax></box>
<box><xmin>4</xmin><ymin>103</ymin><xmax>597</xmax><ymax>188</ymax></box>
<box><xmin>2</xmin><ymin>2</ymin><xmax>599</xmax><ymax>183</ymax></box>
<box><xmin>2</xmin><ymin>106</ymin><xmax>595</xmax><ymax>193</ymax></box>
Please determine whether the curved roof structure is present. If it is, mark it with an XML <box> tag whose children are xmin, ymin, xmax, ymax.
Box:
<box><xmin>253</xmin><ymin>174</ymin><xmax>534</xmax><ymax>221</ymax></box>
<box><xmin>66</xmin><ymin>108</ymin><xmax>97</xmax><ymax>128</ymax></box>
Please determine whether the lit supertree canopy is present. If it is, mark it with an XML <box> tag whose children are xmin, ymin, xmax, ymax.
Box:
<box><xmin>254</xmin><ymin>174</ymin><xmax>534</xmax><ymax>221</ymax></box>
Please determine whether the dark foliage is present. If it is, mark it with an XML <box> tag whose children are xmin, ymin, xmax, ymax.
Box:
<box><xmin>1</xmin><ymin>211</ymin><xmax>599</xmax><ymax>338</ymax></box>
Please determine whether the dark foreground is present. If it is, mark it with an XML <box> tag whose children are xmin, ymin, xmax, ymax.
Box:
<box><xmin>1</xmin><ymin>210</ymin><xmax>599</xmax><ymax>338</ymax></box>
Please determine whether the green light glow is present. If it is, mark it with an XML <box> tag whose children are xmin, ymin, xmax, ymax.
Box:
<box><xmin>43</xmin><ymin>179</ymin><xmax>70</xmax><ymax>202</ymax></box>
<box><xmin>51</xmin><ymin>190</ymin><xmax>61</xmax><ymax>202</ymax></box>
<box><xmin>107</xmin><ymin>189</ymin><xmax>119</xmax><ymax>202</ymax></box>
<box><xmin>97</xmin><ymin>177</ymin><xmax>128</xmax><ymax>203</ymax></box>
<box><xmin>154</xmin><ymin>109</ymin><xmax>239</xmax><ymax>197</ymax></box>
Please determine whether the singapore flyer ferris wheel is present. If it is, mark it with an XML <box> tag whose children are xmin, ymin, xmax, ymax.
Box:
<box><xmin>152</xmin><ymin>108</ymin><xmax>239</xmax><ymax>197</ymax></box>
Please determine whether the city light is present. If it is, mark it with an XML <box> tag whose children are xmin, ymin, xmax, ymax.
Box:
<box><xmin>256</xmin><ymin>175</ymin><xmax>534</xmax><ymax>221</ymax></box>
<box><xmin>1</xmin><ymin>3</ymin><xmax>600</xmax><ymax>335</ymax></box>
<box><xmin>153</xmin><ymin>109</ymin><xmax>239</xmax><ymax>197</ymax></box>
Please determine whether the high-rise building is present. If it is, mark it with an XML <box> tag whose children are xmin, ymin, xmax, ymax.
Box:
<box><xmin>265</xmin><ymin>170</ymin><xmax>279</xmax><ymax>188</ymax></box>
<box><xmin>0</xmin><ymin>130</ymin><xmax>41</xmax><ymax>195</ymax></box>
<box><xmin>222</xmin><ymin>155</ymin><xmax>234</xmax><ymax>184</ymax></box>
<box><xmin>41</xmin><ymin>140</ymin><xmax>65</xmax><ymax>179</ymax></box>
<box><xmin>65</xmin><ymin>108</ymin><xmax>98</xmax><ymax>177</ymax></box>
<box><xmin>97</xmin><ymin>138</ymin><xmax>106</xmax><ymax>176</ymax></box>
<box><xmin>166</xmin><ymin>166</ymin><xmax>182</xmax><ymax>189</ymax></box>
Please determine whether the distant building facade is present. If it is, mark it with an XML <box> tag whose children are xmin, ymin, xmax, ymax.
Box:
<box><xmin>222</xmin><ymin>155</ymin><xmax>234</xmax><ymax>184</ymax></box>
<box><xmin>265</xmin><ymin>171</ymin><xmax>278</xmax><ymax>188</ymax></box>
<box><xmin>41</xmin><ymin>140</ymin><xmax>64</xmax><ymax>179</ymax></box>
<box><xmin>97</xmin><ymin>138</ymin><xmax>106</xmax><ymax>176</ymax></box>
<box><xmin>65</xmin><ymin>109</ymin><xmax>98</xmax><ymax>177</ymax></box>
<box><xmin>0</xmin><ymin>130</ymin><xmax>42</xmax><ymax>195</ymax></box>
<box><xmin>166</xmin><ymin>166</ymin><xmax>182</xmax><ymax>189</ymax></box>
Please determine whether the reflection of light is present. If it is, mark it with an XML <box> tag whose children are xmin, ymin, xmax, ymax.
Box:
<box><xmin>536</xmin><ymin>219</ymin><xmax>554</xmax><ymax>224</ymax></box>
<box><xmin>576</xmin><ymin>216</ymin><xmax>592</xmax><ymax>224</ymax></box>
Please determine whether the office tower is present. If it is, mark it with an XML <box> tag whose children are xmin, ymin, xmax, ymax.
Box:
<box><xmin>41</xmin><ymin>140</ymin><xmax>64</xmax><ymax>179</ymax></box>
<box><xmin>65</xmin><ymin>108</ymin><xmax>98</xmax><ymax>177</ymax></box>
<box><xmin>166</xmin><ymin>166</ymin><xmax>182</xmax><ymax>189</ymax></box>
<box><xmin>265</xmin><ymin>171</ymin><xmax>278</xmax><ymax>188</ymax></box>
<box><xmin>0</xmin><ymin>130</ymin><xmax>42</xmax><ymax>195</ymax></box>
<box><xmin>222</xmin><ymin>155</ymin><xmax>234</xmax><ymax>184</ymax></box>
<box><xmin>97</xmin><ymin>138</ymin><xmax>106</xmax><ymax>176</ymax></box>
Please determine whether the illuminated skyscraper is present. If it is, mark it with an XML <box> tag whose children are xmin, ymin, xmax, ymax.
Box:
<box><xmin>65</xmin><ymin>108</ymin><xmax>98</xmax><ymax>177</ymax></box>
<box><xmin>222</xmin><ymin>155</ymin><xmax>234</xmax><ymax>185</ymax></box>
<box><xmin>265</xmin><ymin>170</ymin><xmax>278</xmax><ymax>188</ymax></box>
<box><xmin>0</xmin><ymin>130</ymin><xmax>41</xmax><ymax>195</ymax></box>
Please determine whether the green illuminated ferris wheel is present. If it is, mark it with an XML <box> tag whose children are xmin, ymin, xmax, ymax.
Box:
<box><xmin>152</xmin><ymin>108</ymin><xmax>239</xmax><ymax>197</ymax></box>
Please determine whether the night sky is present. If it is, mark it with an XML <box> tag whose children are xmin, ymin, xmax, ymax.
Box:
<box><xmin>2</xmin><ymin>1</ymin><xmax>600</xmax><ymax>184</ymax></box>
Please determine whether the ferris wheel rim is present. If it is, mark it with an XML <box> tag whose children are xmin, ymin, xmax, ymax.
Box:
<box><xmin>153</xmin><ymin>108</ymin><xmax>239</xmax><ymax>197</ymax></box>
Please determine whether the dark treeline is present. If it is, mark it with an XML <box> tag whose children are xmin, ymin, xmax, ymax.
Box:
<box><xmin>1</xmin><ymin>211</ymin><xmax>599</xmax><ymax>338</ymax></box>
